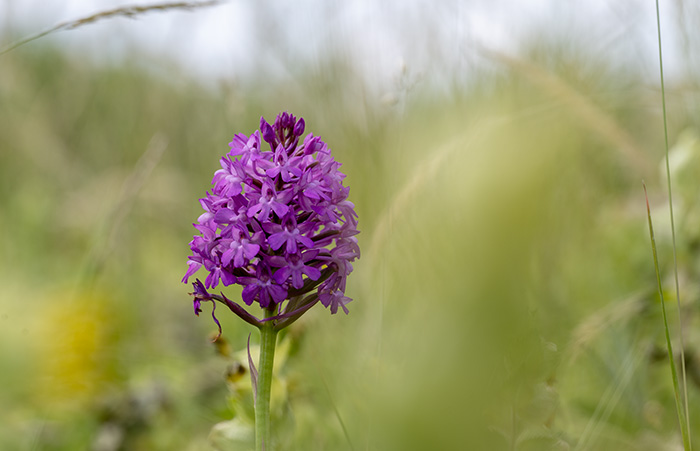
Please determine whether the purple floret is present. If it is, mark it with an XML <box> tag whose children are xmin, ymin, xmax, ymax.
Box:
<box><xmin>184</xmin><ymin>112</ymin><xmax>359</xmax><ymax>331</ymax></box>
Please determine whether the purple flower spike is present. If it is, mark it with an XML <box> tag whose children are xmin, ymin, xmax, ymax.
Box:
<box><xmin>184</xmin><ymin>112</ymin><xmax>359</xmax><ymax>334</ymax></box>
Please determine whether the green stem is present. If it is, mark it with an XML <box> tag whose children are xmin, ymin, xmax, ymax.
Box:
<box><xmin>644</xmin><ymin>183</ymin><xmax>690</xmax><ymax>451</ymax></box>
<box><xmin>255</xmin><ymin>309</ymin><xmax>279</xmax><ymax>451</ymax></box>
<box><xmin>655</xmin><ymin>0</ymin><xmax>692</xmax><ymax>448</ymax></box>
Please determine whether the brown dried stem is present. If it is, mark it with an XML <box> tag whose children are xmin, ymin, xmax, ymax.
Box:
<box><xmin>0</xmin><ymin>0</ymin><xmax>225</xmax><ymax>56</ymax></box>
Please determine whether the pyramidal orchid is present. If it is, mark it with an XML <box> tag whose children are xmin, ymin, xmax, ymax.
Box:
<box><xmin>184</xmin><ymin>112</ymin><xmax>359</xmax><ymax>450</ymax></box>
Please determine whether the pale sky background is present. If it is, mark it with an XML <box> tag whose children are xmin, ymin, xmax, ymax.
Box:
<box><xmin>0</xmin><ymin>0</ymin><xmax>691</xmax><ymax>91</ymax></box>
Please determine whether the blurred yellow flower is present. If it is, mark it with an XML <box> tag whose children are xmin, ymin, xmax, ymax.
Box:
<box><xmin>35</xmin><ymin>290</ymin><xmax>118</xmax><ymax>411</ymax></box>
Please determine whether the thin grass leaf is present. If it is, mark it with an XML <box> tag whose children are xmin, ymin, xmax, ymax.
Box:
<box><xmin>644</xmin><ymin>181</ymin><xmax>689</xmax><ymax>450</ymax></box>
<box><xmin>574</xmin><ymin>338</ymin><xmax>645</xmax><ymax>451</ymax></box>
<box><xmin>0</xmin><ymin>0</ymin><xmax>225</xmax><ymax>56</ymax></box>
<box><xmin>654</xmin><ymin>1</ymin><xmax>692</xmax><ymax>447</ymax></box>
<box><xmin>310</xmin><ymin>353</ymin><xmax>355</xmax><ymax>451</ymax></box>
<box><xmin>78</xmin><ymin>132</ymin><xmax>167</xmax><ymax>289</ymax></box>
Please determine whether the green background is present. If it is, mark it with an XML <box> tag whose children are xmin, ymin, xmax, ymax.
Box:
<box><xmin>2</xmin><ymin>4</ymin><xmax>700</xmax><ymax>449</ymax></box>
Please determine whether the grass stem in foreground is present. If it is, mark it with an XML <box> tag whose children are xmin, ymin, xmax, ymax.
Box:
<box><xmin>643</xmin><ymin>182</ymin><xmax>690</xmax><ymax>450</ymax></box>
<box><xmin>654</xmin><ymin>0</ymin><xmax>691</xmax><ymax>447</ymax></box>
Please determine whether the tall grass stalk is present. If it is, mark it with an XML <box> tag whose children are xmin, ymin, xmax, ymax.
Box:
<box><xmin>654</xmin><ymin>0</ymin><xmax>691</xmax><ymax>448</ymax></box>
<box><xmin>643</xmin><ymin>183</ymin><xmax>690</xmax><ymax>451</ymax></box>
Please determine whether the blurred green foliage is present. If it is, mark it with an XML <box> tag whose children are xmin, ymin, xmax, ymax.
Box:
<box><xmin>2</xmin><ymin>26</ymin><xmax>700</xmax><ymax>451</ymax></box>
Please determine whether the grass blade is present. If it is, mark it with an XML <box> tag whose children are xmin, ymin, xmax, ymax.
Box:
<box><xmin>0</xmin><ymin>0</ymin><xmax>225</xmax><ymax>56</ymax></box>
<box><xmin>654</xmin><ymin>0</ymin><xmax>691</xmax><ymax>448</ymax></box>
<box><xmin>643</xmin><ymin>181</ymin><xmax>689</xmax><ymax>450</ymax></box>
